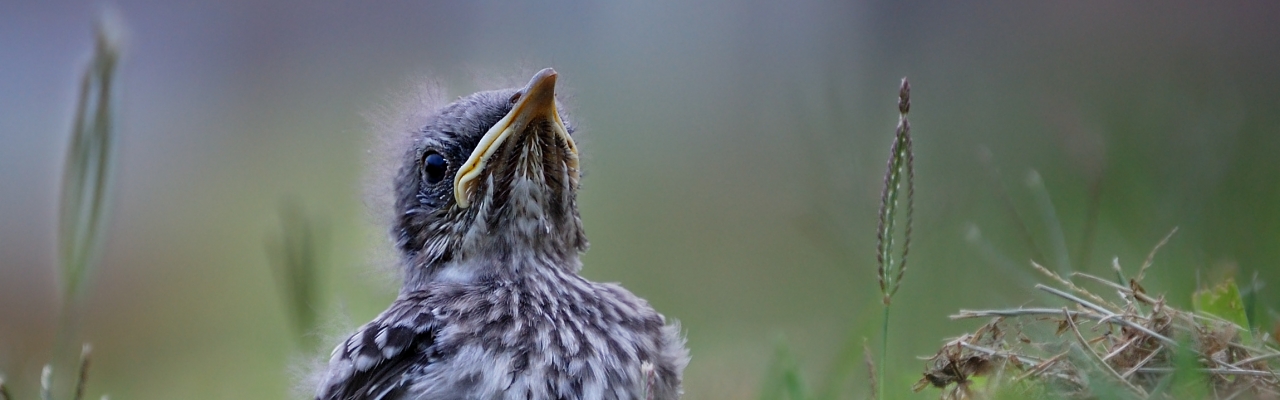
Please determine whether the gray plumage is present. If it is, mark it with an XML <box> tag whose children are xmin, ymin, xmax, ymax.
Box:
<box><xmin>317</xmin><ymin>69</ymin><xmax>689</xmax><ymax>400</ymax></box>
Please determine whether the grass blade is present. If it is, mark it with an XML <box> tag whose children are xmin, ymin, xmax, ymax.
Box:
<box><xmin>59</xmin><ymin>18</ymin><xmax>120</xmax><ymax>302</ymax></box>
<box><xmin>267</xmin><ymin>200</ymin><xmax>327</xmax><ymax>352</ymax></box>
<box><xmin>48</xmin><ymin>16</ymin><xmax>124</xmax><ymax>400</ymax></box>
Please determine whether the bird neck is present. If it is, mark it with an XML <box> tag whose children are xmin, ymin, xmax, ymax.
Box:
<box><xmin>403</xmin><ymin>252</ymin><xmax>583</xmax><ymax>291</ymax></box>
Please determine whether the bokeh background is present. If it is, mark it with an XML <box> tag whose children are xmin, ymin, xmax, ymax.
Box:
<box><xmin>3</xmin><ymin>1</ymin><xmax>1279</xmax><ymax>398</ymax></box>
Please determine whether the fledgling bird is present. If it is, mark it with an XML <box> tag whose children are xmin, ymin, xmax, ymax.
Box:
<box><xmin>316</xmin><ymin>69</ymin><xmax>689</xmax><ymax>400</ymax></box>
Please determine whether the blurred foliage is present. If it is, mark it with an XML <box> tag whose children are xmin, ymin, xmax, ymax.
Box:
<box><xmin>266</xmin><ymin>200</ymin><xmax>327</xmax><ymax>354</ymax></box>
<box><xmin>58</xmin><ymin>18</ymin><xmax>118</xmax><ymax>304</ymax></box>
<box><xmin>1193</xmin><ymin>279</ymin><xmax>1252</xmax><ymax>345</ymax></box>
<box><xmin>760</xmin><ymin>340</ymin><xmax>809</xmax><ymax>400</ymax></box>
<box><xmin>43</xmin><ymin>17</ymin><xmax>121</xmax><ymax>400</ymax></box>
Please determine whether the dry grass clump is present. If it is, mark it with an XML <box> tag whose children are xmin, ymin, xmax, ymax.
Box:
<box><xmin>914</xmin><ymin>237</ymin><xmax>1280</xmax><ymax>400</ymax></box>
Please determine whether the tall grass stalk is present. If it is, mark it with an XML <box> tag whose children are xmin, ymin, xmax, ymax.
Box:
<box><xmin>875</xmin><ymin>78</ymin><xmax>914</xmax><ymax>400</ymax></box>
<box><xmin>50</xmin><ymin>17</ymin><xmax>122</xmax><ymax>400</ymax></box>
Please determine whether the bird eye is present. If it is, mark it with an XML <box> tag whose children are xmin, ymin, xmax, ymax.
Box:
<box><xmin>508</xmin><ymin>92</ymin><xmax>522</xmax><ymax>104</ymax></box>
<box><xmin>422</xmin><ymin>152</ymin><xmax>447</xmax><ymax>184</ymax></box>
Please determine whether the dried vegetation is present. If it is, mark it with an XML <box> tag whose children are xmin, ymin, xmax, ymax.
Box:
<box><xmin>915</xmin><ymin>233</ymin><xmax>1280</xmax><ymax>400</ymax></box>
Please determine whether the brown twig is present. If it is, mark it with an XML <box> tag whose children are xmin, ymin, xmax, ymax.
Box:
<box><xmin>1063</xmin><ymin>308</ymin><xmax>1148</xmax><ymax>397</ymax></box>
<box><xmin>1118</xmin><ymin>344</ymin><xmax>1166</xmax><ymax>380</ymax></box>
<box><xmin>1135</xmin><ymin>227</ymin><xmax>1178</xmax><ymax>283</ymax></box>
<box><xmin>1032</xmin><ymin>261</ymin><xmax>1119</xmax><ymax>310</ymax></box>
<box><xmin>75</xmin><ymin>344</ymin><xmax>91</xmax><ymax>400</ymax></box>
<box><xmin>1073</xmin><ymin>271</ymin><xmax>1166</xmax><ymax>309</ymax></box>
<box><xmin>1102</xmin><ymin>335</ymin><xmax>1141</xmax><ymax>362</ymax></box>
<box><xmin>1013</xmin><ymin>350</ymin><xmax>1069</xmax><ymax>382</ymax></box>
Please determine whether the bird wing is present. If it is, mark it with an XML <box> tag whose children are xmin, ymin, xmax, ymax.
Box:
<box><xmin>318</xmin><ymin>292</ymin><xmax>437</xmax><ymax>400</ymax></box>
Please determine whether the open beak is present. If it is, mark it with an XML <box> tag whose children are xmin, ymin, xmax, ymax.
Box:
<box><xmin>453</xmin><ymin>68</ymin><xmax>579</xmax><ymax>209</ymax></box>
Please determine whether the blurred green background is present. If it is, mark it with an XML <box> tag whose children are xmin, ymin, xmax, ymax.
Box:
<box><xmin>2</xmin><ymin>1</ymin><xmax>1278</xmax><ymax>398</ymax></box>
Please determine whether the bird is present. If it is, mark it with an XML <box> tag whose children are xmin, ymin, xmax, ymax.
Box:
<box><xmin>315</xmin><ymin>68</ymin><xmax>689</xmax><ymax>400</ymax></box>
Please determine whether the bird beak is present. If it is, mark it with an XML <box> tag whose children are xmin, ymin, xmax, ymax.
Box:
<box><xmin>453</xmin><ymin>68</ymin><xmax>579</xmax><ymax>209</ymax></box>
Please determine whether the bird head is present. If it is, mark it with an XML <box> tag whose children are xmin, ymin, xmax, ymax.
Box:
<box><xmin>391</xmin><ymin>68</ymin><xmax>588</xmax><ymax>283</ymax></box>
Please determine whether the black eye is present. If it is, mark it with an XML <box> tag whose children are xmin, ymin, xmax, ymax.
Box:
<box><xmin>422</xmin><ymin>152</ymin><xmax>448</xmax><ymax>184</ymax></box>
